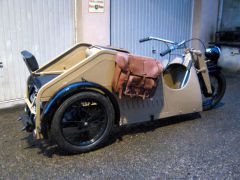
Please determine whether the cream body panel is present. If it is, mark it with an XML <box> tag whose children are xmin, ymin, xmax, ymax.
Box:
<box><xmin>162</xmin><ymin>66</ymin><xmax>202</xmax><ymax>116</ymax></box>
<box><xmin>38</xmin><ymin>51</ymin><xmax>116</xmax><ymax>100</ymax></box>
<box><xmin>35</xmin><ymin>43</ymin><xmax>91</xmax><ymax>73</ymax></box>
<box><xmin>163</xmin><ymin>55</ymin><xmax>202</xmax><ymax>115</ymax></box>
<box><xmin>118</xmin><ymin>79</ymin><xmax>165</xmax><ymax>125</ymax></box>
<box><xmin>119</xmin><ymin>56</ymin><xmax>202</xmax><ymax>125</ymax></box>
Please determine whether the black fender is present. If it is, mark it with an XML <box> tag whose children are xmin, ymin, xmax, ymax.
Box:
<box><xmin>41</xmin><ymin>81</ymin><xmax>120</xmax><ymax>127</ymax></box>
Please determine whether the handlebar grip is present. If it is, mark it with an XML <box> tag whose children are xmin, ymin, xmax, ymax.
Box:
<box><xmin>160</xmin><ymin>49</ymin><xmax>171</xmax><ymax>56</ymax></box>
<box><xmin>139</xmin><ymin>37</ymin><xmax>150</xmax><ymax>43</ymax></box>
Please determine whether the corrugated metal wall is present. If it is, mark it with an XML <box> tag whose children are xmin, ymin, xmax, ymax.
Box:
<box><xmin>0</xmin><ymin>0</ymin><xmax>74</xmax><ymax>103</ymax></box>
<box><xmin>110</xmin><ymin>0</ymin><xmax>193</xmax><ymax>58</ymax></box>
<box><xmin>221</xmin><ymin>0</ymin><xmax>240</xmax><ymax>31</ymax></box>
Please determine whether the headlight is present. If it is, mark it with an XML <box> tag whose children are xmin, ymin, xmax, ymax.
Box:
<box><xmin>205</xmin><ymin>46</ymin><xmax>221</xmax><ymax>63</ymax></box>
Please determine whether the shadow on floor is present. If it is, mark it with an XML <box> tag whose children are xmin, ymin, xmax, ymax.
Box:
<box><xmin>22</xmin><ymin>112</ymin><xmax>201</xmax><ymax>158</ymax></box>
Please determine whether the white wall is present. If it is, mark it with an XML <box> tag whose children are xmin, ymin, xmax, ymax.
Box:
<box><xmin>192</xmin><ymin>0</ymin><xmax>219</xmax><ymax>49</ymax></box>
<box><xmin>76</xmin><ymin>0</ymin><xmax>110</xmax><ymax>45</ymax></box>
<box><xmin>0</xmin><ymin>0</ymin><xmax>221</xmax><ymax>108</ymax></box>
<box><xmin>0</xmin><ymin>0</ymin><xmax>75</xmax><ymax>108</ymax></box>
<box><xmin>76</xmin><ymin>0</ymin><xmax>220</xmax><ymax>50</ymax></box>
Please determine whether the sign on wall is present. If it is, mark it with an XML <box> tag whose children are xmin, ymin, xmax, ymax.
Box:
<box><xmin>89</xmin><ymin>0</ymin><xmax>105</xmax><ymax>13</ymax></box>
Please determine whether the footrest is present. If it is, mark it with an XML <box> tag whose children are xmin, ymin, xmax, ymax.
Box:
<box><xmin>18</xmin><ymin>113</ymin><xmax>35</xmax><ymax>132</ymax></box>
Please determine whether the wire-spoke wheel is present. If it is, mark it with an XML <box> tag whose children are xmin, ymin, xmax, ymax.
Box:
<box><xmin>51</xmin><ymin>91</ymin><xmax>115</xmax><ymax>153</ymax></box>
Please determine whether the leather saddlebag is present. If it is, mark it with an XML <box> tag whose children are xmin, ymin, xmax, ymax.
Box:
<box><xmin>112</xmin><ymin>52</ymin><xmax>163</xmax><ymax>99</ymax></box>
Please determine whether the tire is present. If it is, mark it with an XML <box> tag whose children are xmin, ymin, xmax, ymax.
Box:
<box><xmin>202</xmin><ymin>72</ymin><xmax>226</xmax><ymax>111</ymax></box>
<box><xmin>51</xmin><ymin>91</ymin><xmax>115</xmax><ymax>153</ymax></box>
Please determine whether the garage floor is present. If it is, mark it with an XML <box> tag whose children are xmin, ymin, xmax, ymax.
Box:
<box><xmin>0</xmin><ymin>73</ymin><xmax>240</xmax><ymax>179</ymax></box>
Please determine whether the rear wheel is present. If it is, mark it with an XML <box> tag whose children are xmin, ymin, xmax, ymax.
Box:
<box><xmin>51</xmin><ymin>91</ymin><xmax>115</xmax><ymax>153</ymax></box>
<box><xmin>201</xmin><ymin>72</ymin><xmax>226</xmax><ymax>111</ymax></box>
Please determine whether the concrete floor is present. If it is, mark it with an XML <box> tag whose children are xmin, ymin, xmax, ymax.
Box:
<box><xmin>0</xmin><ymin>73</ymin><xmax>240</xmax><ymax>179</ymax></box>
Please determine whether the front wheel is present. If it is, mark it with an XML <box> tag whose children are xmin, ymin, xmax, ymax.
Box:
<box><xmin>201</xmin><ymin>72</ymin><xmax>226</xmax><ymax>111</ymax></box>
<box><xmin>51</xmin><ymin>91</ymin><xmax>115</xmax><ymax>153</ymax></box>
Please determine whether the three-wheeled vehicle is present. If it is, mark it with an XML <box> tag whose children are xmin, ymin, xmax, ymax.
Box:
<box><xmin>19</xmin><ymin>37</ymin><xmax>226</xmax><ymax>153</ymax></box>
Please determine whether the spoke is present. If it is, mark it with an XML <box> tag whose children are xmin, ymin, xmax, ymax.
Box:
<box><xmin>61</xmin><ymin>98</ymin><xmax>108</xmax><ymax>146</ymax></box>
<box><xmin>87</xmin><ymin>110</ymin><xmax>105</xmax><ymax>123</ymax></box>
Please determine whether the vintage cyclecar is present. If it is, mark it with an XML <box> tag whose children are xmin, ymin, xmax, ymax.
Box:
<box><xmin>19</xmin><ymin>37</ymin><xmax>226</xmax><ymax>153</ymax></box>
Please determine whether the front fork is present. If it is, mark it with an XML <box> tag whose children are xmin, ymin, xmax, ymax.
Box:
<box><xmin>191</xmin><ymin>50</ymin><xmax>213</xmax><ymax>95</ymax></box>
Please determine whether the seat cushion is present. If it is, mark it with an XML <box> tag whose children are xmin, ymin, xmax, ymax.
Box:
<box><xmin>32</xmin><ymin>74</ymin><xmax>59</xmax><ymax>89</ymax></box>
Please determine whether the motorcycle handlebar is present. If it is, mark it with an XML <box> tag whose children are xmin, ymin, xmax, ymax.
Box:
<box><xmin>160</xmin><ymin>40</ymin><xmax>186</xmax><ymax>56</ymax></box>
<box><xmin>139</xmin><ymin>37</ymin><xmax>187</xmax><ymax>56</ymax></box>
<box><xmin>139</xmin><ymin>36</ymin><xmax>175</xmax><ymax>44</ymax></box>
